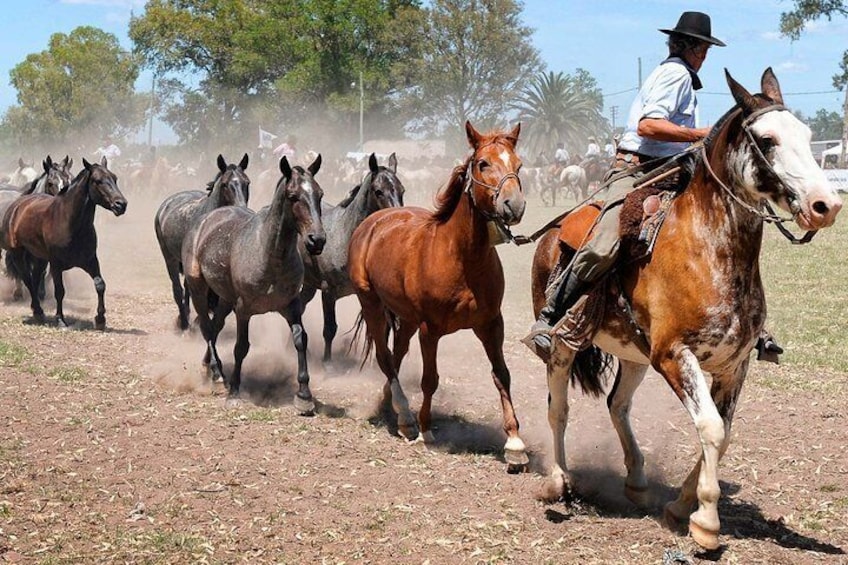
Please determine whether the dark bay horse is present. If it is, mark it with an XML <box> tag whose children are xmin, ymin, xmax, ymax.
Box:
<box><xmin>348</xmin><ymin>121</ymin><xmax>529</xmax><ymax>470</ymax></box>
<box><xmin>154</xmin><ymin>154</ymin><xmax>250</xmax><ymax>330</ymax></box>
<box><xmin>0</xmin><ymin>157</ymin><xmax>128</xmax><ymax>329</ymax></box>
<box><xmin>299</xmin><ymin>152</ymin><xmax>405</xmax><ymax>363</ymax></box>
<box><xmin>1</xmin><ymin>155</ymin><xmax>74</xmax><ymax>300</ymax></box>
<box><xmin>182</xmin><ymin>155</ymin><xmax>326</xmax><ymax>410</ymax></box>
<box><xmin>531</xmin><ymin>69</ymin><xmax>842</xmax><ymax>549</ymax></box>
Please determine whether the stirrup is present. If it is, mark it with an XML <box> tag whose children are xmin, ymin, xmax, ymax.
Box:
<box><xmin>755</xmin><ymin>337</ymin><xmax>781</xmax><ymax>364</ymax></box>
<box><xmin>522</xmin><ymin>322</ymin><xmax>553</xmax><ymax>363</ymax></box>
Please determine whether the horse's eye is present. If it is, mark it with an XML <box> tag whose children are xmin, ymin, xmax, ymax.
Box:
<box><xmin>757</xmin><ymin>136</ymin><xmax>776</xmax><ymax>154</ymax></box>
<box><xmin>478</xmin><ymin>160</ymin><xmax>490</xmax><ymax>170</ymax></box>
<box><xmin>375</xmin><ymin>189</ymin><xmax>384</xmax><ymax>197</ymax></box>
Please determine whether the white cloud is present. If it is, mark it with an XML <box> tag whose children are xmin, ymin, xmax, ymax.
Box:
<box><xmin>776</xmin><ymin>60</ymin><xmax>808</xmax><ymax>73</ymax></box>
<box><xmin>760</xmin><ymin>31</ymin><xmax>782</xmax><ymax>41</ymax></box>
<box><xmin>59</xmin><ymin>0</ymin><xmax>144</xmax><ymax>7</ymax></box>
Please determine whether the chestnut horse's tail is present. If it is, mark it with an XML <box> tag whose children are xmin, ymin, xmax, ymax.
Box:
<box><xmin>350</xmin><ymin>308</ymin><xmax>400</xmax><ymax>370</ymax></box>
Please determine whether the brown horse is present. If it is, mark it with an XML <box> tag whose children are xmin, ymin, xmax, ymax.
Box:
<box><xmin>348</xmin><ymin>121</ymin><xmax>529</xmax><ymax>471</ymax></box>
<box><xmin>0</xmin><ymin>157</ymin><xmax>127</xmax><ymax>329</ymax></box>
<box><xmin>531</xmin><ymin>69</ymin><xmax>842</xmax><ymax>549</ymax></box>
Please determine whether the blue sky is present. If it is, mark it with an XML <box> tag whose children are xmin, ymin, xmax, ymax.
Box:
<box><xmin>0</xmin><ymin>0</ymin><xmax>844</xmax><ymax>139</ymax></box>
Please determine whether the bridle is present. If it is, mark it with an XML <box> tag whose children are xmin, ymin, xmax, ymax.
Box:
<box><xmin>463</xmin><ymin>146</ymin><xmax>522</xmax><ymax>240</ymax></box>
<box><xmin>701</xmin><ymin>103</ymin><xmax>817</xmax><ymax>244</ymax></box>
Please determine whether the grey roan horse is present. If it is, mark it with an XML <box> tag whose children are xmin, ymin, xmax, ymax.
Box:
<box><xmin>154</xmin><ymin>154</ymin><xmax>250</xmax><ymax>330</ymax></box>
<box><xmin>299</xmin><ymin>152</ymin><xmax>405</xmax><ymax>362</ymax></box>
<box><xmin>0</xmin><ymin>157</ymin><xmax>127</xmax><ymax>329</ymax></box>
<box><xmin>182</xmin><ymin>155</ymin><xmax>326</xmax><ymax>410</ymax></box>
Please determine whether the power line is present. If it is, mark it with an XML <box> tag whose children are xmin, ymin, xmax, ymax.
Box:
<box><xmin>698</xmin><ymin>89</ymin><xmax>841</xmax><ymax>96</ymax></box>
<box><xmin>602</xmin><ymin>87</ymin><xmax>638</xmax><ymax>98</ymax></box>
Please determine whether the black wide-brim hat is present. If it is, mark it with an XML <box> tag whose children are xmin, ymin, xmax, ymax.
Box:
<box><xmin>660</xmin><ymin>11</ymin><xmax>726</xmax><ymax>46</ymax></box>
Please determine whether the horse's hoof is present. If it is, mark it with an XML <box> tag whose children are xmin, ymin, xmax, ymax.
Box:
<box><xmin>94</xmin><ymin>318</ymin><xmax>106</xmax><ymax>331</ymax></box>
<box><xmin>504</xmin><ymin>448</ymin><xmax>529</xmax><ymax>473</ymax></box>
<box><xmin>293</xmin><ymin>394</ymin><xmax>315</xmax><ymax>416</ymax></box>
<box><xmin>225</xmin><ymin>396</ymin><xmax>242</xmax><ymax>409</ymax></box>
<box><xmin>689</xmin><ymin>520</ymin><xmax>721</xmax><ymax>551</ymax></box>
<box><xmin>624</xmin><ymin>483</ymin><xmax>651</xmax><ymax>508</ymax></box>
<box><xmin>398</xmin><ymin>420</ymin><xmax>420</xmax><ymax>441</ymax></box>
<box><xmin>537</xmin><ymin>474</ymin><xmax>568</xmax><ymax>503</ymax></box>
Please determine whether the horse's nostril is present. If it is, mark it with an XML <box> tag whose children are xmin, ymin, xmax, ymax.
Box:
<box><xmin>812</xmin><ymin>201</ymin><xmax>829</xmax><ymax>215</ymax></box>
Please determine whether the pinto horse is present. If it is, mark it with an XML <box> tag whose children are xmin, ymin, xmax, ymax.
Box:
<box><xmin>531</xmin><ymin>69</ymin><xmax>842</xmax><ymax>549</ymax></box>
<box><xmin>348</xmin><ymin>121</ymin><xmax>529</xmax><ymax>470</ymax></box>
<box><xmin>154</xmin><ymin>154</ymin><xmax>250</xmax><ymax>330</ymax></box>
<box><xmin>0</xmin><ymin>157</ymin><xmax>127</xmax><ymax>329</ymax></box>
<box><xmin>182</xmin><ymin>155</ymin><xmax>326</xmax><ymax>410</ymax></box>
<box><xmin>299</xmin><ymin>152</ymin><xmax>405</xmax><ymax>363</ymax></box>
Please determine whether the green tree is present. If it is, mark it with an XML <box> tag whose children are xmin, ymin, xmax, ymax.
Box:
<box><xmin>129</xmin><ymin>0</ymin><xmax>424</xmax><ymax>151</ymax></box>
<box><xmin>401</xmin><ymin>0</ymin><xmax>542</xmax><ymax>149</ymax></box>
<box><xmin>510</xmin><ymin>70</ymin><xmax>608</xmax><ymax>161</ymax></box>
<box><xmin>780</xmin><ymin>1</ymin><xmax>848</xmax><ymax>165</ymax></box>
<box><xmin>806</xmin><ymin>108</ymin><xmax>844</xmax><ymax>140</ymax></box>
<box><xmin>1</xmin><ymin>26</ymin><xmax>144</xmax><ymax>149</ymax></box>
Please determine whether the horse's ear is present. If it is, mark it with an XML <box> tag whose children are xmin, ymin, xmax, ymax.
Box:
<box><xmin>239</xmin><ymin>153</ymin><xmax>249</xmax><ymax>170</ymax></box>
<box><xmin>760</xmin><ymin>67</ymin><xmax>784</xmax><ymax>105</ymax></box>
<box><xmin>66</xmin><ymin>157</ymin><xmax>73</xmax><ymax>170</ymax></box>
<box><xmin>465</xmin><ymin>120</ymin><xmax>482</xmax><ymax>148</ymax></box>
<box><xmin>101</xmin><ymin>155</ymin><xmax>108</xmax><ymax>168</ymax></box>
<box><xmin>507</xmin><ymin>123</ymin><xmax>521</xmax><ymax>147</ymax></box>
<box><xmin>43</xmin><ymin>156</ymin><xmax>52</xmax><ymax>171</ymax></box>
<box><xmin>18</xmin><ymin>157</ymin><xmax>24</xmax><ymax>168</ymax></box>
<box><xmin>83</xmin><ymin>157</ymin><xmax>92</xmax><ymax>170</ymax></box>
<box><xmin>217</xmin><ymin>154</ymin><xmax>227</xmax><ymax>173</ymax></box>
<box><xmin>280</xmin><ymin>156</ymin><xmax>292</xmax><ymax>179</ymax></box>
<box><xmin>388</xmin><ymin>152</ymin><xmax>398</xmax><ymax>173</ymax></box>
<box><xmin>725</xmin><ymin>69</ymin><xmax>758</xmax><ymax>113</ymax></box>
<box><xmin>369</xmin><ymin>153</ymin><xmax>378</xmax><ymax>174</ymax></box>
<box><xmin>308</xmin><ymin>153</ymin><xmax>322</xmax><ymax>176</ymax></box>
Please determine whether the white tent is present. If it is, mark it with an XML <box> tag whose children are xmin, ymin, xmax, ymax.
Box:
<box><xmin>822</xmin><ymin>142</ymin><xmax>843</xmax><ymax>157</ymax></box>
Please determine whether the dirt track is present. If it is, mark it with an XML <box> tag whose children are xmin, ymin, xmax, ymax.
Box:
<box><xmin>1</xmin><ymin>184</ymin><xmax>846</xmax><ymax>564</ymax></box>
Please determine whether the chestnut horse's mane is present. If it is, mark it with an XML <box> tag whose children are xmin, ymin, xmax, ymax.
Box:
<box><xmin>430</xmin><ymin>129</ymin><xmax>519</xmax><ymax>224</ymax></box>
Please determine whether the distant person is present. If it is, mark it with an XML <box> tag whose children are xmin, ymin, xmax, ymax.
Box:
<box><xmin>95</xmin><ymin>136</ymin><xmax>121</xmax><ymax>163</ymax></box>
<box><xmin>273</xmin><ymin>135</ymin><xmax>297</xmax><ymax>160</ymax></box>
<box><xmin>580</xmin><ymin>136</ymin><xmax>601</xmax><ymax>167</ymax></box>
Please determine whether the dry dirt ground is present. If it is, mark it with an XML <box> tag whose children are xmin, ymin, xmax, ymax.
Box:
<box><xmin>0</xmin><ymin>181</ymin><xmax>846</xmax><ymax>564</ymax></box>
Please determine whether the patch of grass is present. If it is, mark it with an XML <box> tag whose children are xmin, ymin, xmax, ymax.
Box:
<box><xmin>760</xmin><ymin>220</ymin><xmax>848</xmax><ymax>373</ymax></box>
<box><xmin>0</xmin><ymin>340</ymin><xmax>29</xmax><ymax>367</ymax></box>
<box><xmin>0</xmin><ymin>502</ymin><xmax>11</xmax><ymax>517</ymax></box>
<box><xmin>245</xmin><ymin>408</ymin><xmax>277</xmax><ymax>423</ymax></box>
<box><xmin>820</xmin><ymin>484</ymin><xmax>840</xmax><ymax>493</ymax></box>
<box><xmin>48</xmin><ymin>366</ymin><xmax>87</xmax><ymax>384</ymax></box>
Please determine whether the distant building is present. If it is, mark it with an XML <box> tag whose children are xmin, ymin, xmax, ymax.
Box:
<box><xmin>810</xmin><ymin>139</ymin><xmax>841</xmax><ymax>163</ymax></box>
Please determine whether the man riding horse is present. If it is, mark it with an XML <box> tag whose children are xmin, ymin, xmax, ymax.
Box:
<box><xmin>526</xmin><ymin>11</ymin><xmax>783</xmax><ymax>361</ymax></box>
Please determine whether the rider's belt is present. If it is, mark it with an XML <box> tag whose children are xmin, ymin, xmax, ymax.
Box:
<box><xmin>615</xmin><ymin>149</ymin><xmax>649</xmax><ymax>166</ymax></box>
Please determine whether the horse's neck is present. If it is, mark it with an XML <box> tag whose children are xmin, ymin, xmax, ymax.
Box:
<box><xmin>442</xmin><ymin>189</ymin><xmax>491</xmax><ymax>255</ymax></box>
<box><xmin>264</xmin><ymin>188</ymin><xmax>298</xmax><ymax>254</ymax></box>
<box><xmin>683</xmin><ymin>153</ymin><xmax>765</xmax><ymax>265</ymax></box>
<box><xmin>338</xmin><ymin>181</ymin><xmax>375</xmax><ymax>231</ymax></box>
<box><xmin>57</xmin><ymin>174</ymin><xmax>96</xmax><ymax>227</ymax></box>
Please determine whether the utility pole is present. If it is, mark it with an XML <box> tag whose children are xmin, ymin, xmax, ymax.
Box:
<box><xmin>610</xmin><ymin>105</ymin><xmax>619</xmax><ymax>131</ymax></box>
<box><xmin>841</xmin><ymin>87</ymin><xmax>847</xmax><ymax>168</ymax></box>
<box><xmin>147</xmin><ymin>75</ymin><xmax>155</xmax><ymax>148</ymax></box>
<box><xmin>638</xmin><ymin>57</ymin><xmax>642</xmax><ymax>89</ymax></box>
<box><xmin>359</xmin><ymin>71</ymin><xmax>364</xmax><ymax>151</ymax></box>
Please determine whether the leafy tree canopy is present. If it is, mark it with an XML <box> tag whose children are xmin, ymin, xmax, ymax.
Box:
<box><xmin>780</xmin><ymin>1</ymin><xmax>848</xmax><ymax>88</ymax></box>
<box><xmin>1</xmin><ymin>26</ymin><xmax>143</xmax><ymax>148</ymax></box>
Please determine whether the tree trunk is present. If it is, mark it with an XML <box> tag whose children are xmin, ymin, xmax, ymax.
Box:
<box><xmin>842</xmin><ymin>88</ymin><xmax>848</xmax><ymax>168</ymax></box>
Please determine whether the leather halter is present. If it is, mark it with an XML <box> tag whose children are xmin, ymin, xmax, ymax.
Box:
<box><xmin>464</xmin><ymin>150</ymin><xmax>522</xmax><ymax>240</ymax></box>
<box><xmin>701</xmin><ymin>103</ymin><xmax>817</xmax><ymax>244</ymax></box>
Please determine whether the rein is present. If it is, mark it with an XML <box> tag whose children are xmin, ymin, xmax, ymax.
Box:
<box><xmin>464</xmin><ymin>156</ymin><xmax>522</xmax><ymax>242</ymax></box>
<box><xmin>700</xmin><ymin>103</ymin><xmax>817</xmax><ymax>244</ymax></box>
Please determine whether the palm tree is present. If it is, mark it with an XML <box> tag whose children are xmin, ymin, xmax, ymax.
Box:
<box><xmin>511</xmin><ymin>71</ymin><xmax>609</xmax><ymax>163</ymax></box>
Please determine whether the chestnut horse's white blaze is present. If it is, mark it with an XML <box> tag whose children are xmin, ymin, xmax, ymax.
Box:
<box><xmin>534</xmin><ymin>68</ymin><xmax>842</xmax><ymax>551</ymax></box>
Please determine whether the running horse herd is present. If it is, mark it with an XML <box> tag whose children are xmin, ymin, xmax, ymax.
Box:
<box><xmin>0</xmin><ymin>69</ymin><xmax>843</xmax><ymax>551</ymax></box>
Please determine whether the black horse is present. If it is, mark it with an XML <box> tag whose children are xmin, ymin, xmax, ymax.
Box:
<box><xmin>154</xmin><ymin>154</ymin><xmax>250</xmax><ymax>329</ymax></box>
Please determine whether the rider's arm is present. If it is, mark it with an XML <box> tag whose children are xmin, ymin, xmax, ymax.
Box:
<box><xmin>637</xmin><ymin>118</ymin><xmax>710</xmax><ymax>143</ymax></box>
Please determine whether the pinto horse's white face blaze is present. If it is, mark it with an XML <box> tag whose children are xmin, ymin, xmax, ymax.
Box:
<box><xmin>725</xmin><ymin>69</ymin><xmax>843</xmax><ymax>231</ymax></box>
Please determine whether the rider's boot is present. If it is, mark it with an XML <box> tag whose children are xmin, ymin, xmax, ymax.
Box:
<box><xmin>756</xmin><ymin>329</ymin><xmax>783</xmax><ymax>364</ymax></box>
<box><xmin>523</xmin><ymin>270</ymin><xmax>586</xmax><ymax>362</ymax></box>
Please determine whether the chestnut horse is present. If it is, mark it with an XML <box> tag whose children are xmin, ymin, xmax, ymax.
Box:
<box><xmin>531</xmin><ymin>69</ymin><xmax>842</xmax><ymax>549</ymax></box>
<box><xmin>154</xmin><ymin>154</ymin><xmax>250</xmax><ymax>330</ymax></box>
<box><xmin>299</xmin><ymin>152</ymin><xmax>405</xmax><ymax>363</ymax></box>
<box><xmin>182</xmin><ymin>155</ymin><xmax>326</xmax><ymax>410</ymax></box>
<box><xmin>0</xmin><ymin>157</ymin><xmax>127</xmax><ymax>329</ymax></box>
<box><xmin>348</xmin><ymin>121</ymin><xmax>529</xmax><ymax>470</ymax></box>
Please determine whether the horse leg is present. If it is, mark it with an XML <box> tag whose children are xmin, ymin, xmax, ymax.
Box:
<box><xmin>361</xmin><ymin>297</ymin><xmax>417</xmax><ymax>439</ymax></box>
<box><xmin>538</xmin><ymin>340</ymin><xmax>578</xmax><ymax>501</ymax></box>
<box><xmin>190</xmin><ymin>279</ymin><xmax>226</xmax><ymax>383</ymax></box>
<box><xmin>284</xmin><ymin>298</ymin><xmax>316</xmax><ymax>415</ymax></box>
<box><xmin>165</xmin><ymin>257</ymin><xmax>188</xmax><ymax>330</ymax></box>
<box><xmin>320</xmin><ymin>291</ymin><xmax>338</xmax><ymax>364</ymax></box>
<box><xmin>391</xmin><ymin>319</ymin><xmax>417</xmax><ymax>373</ymax></box>
<box><xmin>48</xmin><ymin>263</ymin><xmax>70</xmax><ymax>328</ymax></box>
<box><xmin>80</xmin><ymin>256</ymin><xmax>107</xmax><ymax>330</ymax></box>
<box><xmin>658</xmin><ymin>349</ymin><xmax>741</xmax><ymax>550</ymax></box>
<box><xmin>416</xmin><ymin>324</ymin><xmax>440</xmax><ymax>444</ymax></box>
<box><xmin>205</xmin><ymin>299</ymin><xmax>232</xmax><ymax>384</ymax></box>
<box><xmin>607</xmin><ymin>360</ymin><xmax>650</xmax><ymax>506</ymax></box>
<box><xmin>473</xmin><ymin>315</ymin><xmax>529</xmax><ymax>471</ymax></box>
<box><xmin>14</xmin><ymin>252</ymin><xmax>45</xmax><ymax>322</ymax></box>
<box><xmin>226</xmin><ymin>312</ymin><xmax>251</xmax><ymax>406</ymax></box>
